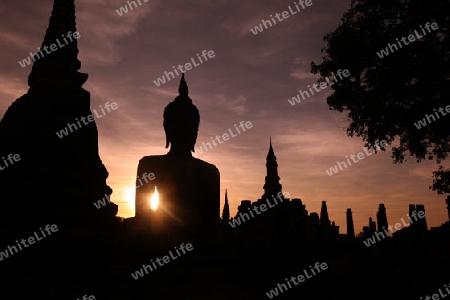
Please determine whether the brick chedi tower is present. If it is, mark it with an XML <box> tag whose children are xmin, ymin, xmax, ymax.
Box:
<box><xmin>0</xmin><ymin>0</ymin><xmax>117</xmax><ymax>229</ymax></box>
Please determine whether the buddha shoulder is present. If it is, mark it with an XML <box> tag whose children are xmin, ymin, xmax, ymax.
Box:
<box><xmin>138</xmin><ymin>155</ymin><xmax>166</xmax><ymax>168</ymax></box>
<box><xmin>193</xmin><ymin>157</ymin><xmax>219</xmax><ymax>175</ymax></box>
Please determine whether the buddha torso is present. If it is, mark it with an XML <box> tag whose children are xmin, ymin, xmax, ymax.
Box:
<box><xmin>135</xmin><ymin>153</ymin><xmax>219</xmax><ymax>237</ymax></box>
<box><xmin>134</xmin><ymin>73</ymin><xmax>220</xmax><ymax>238</ymax></box>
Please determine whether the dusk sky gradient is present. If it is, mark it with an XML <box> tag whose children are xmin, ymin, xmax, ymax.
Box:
<box><xmin>1</xmin><ymin>0</ymin><xmax>448</xmax><ymax>234</ymax></box>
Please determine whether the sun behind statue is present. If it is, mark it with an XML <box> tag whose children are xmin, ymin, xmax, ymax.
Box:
<box><xmin>135</xmin><ymin>74</ymin><xmax>220</xmax><ymax>239</ymax></box>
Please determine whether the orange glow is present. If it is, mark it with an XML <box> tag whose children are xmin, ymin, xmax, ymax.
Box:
<box><xmin>125</xmin><ymin>186</ymin><xmax>135</xmax><ymax>206</ymax></box>
<box><xmin>150</xmin><ymin>186</ymin><xmax>159</xmax><ymax>211</ymax></box>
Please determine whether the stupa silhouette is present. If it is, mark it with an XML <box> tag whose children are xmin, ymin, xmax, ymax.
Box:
<box><xmin>0</xmin><ymin>0</ymin><xmax>117</xmax><ymax>229</ymax></box>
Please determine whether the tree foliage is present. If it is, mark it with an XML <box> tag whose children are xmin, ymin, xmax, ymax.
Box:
<box><xmin>311</xmin><ymin>0</ymin><xmax>450</xmax><ymax>193</ymax></box>
<box><xmin>430</xmin><ymin>165</ymin><xmax>450</xmax><ymax>194</ymax></box>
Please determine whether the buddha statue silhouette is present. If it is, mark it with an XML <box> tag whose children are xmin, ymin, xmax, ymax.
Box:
<box><xmin>135</xmin><ymin>74</ymin><xmax>220</xmax><ymax>239</ymax></box>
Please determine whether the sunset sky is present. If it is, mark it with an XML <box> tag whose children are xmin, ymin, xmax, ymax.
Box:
<box><xmin>0</xmin><ymin>0</ymin><xmax>448</xmax><ymax>233</ymax></box>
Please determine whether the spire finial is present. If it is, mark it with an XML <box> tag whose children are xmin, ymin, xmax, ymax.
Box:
<box><xmin>28</xmin><ymin>0</ymin><xmax>87</xmax><ymax>87</ymax></box>
<box><xmin>178</xmin><ymin>73</ymin><xmax>189</xmax><ymax>97</ymax></box>
<box><xmin>262</xmin><ymin>136</ymin><xmax>282</xmax><ymax>199</ymax></box>
<box><xmin>222</xmin><ymin>188</ymin><xmax>230</xmax><ymax>222</ymax></box>
<box><xmin>267</xmin><ymin>136</ymin><xmax>275</xmax><ymax>159</ymax></box>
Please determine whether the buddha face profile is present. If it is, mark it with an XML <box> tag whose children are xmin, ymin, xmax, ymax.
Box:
<box><xmin>163</xmin><ymin>73</ymin><xmax>200</xmax><ymax>155</ymax></box>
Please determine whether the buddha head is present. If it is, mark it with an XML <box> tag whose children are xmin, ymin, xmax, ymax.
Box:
<box><xmin>163</xmin><ymin>74</ymin><xmax>200</xmax><ymax>154</ymax></box>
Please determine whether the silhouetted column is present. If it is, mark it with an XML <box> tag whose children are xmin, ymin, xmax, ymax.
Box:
<box><xmin>376</xmin><ymin>204</ymin><xmax>388</xmax><ymax>232</ymax></box>
<box><xmin>346</xmin><ymin>208</ymin><xmax>355</xmax><ymax>238</ymax></box>
<box><xmin>409</xmin><ymin>204</ymin><xmax>417</xmax><ymax>236</ymax></box>
<box><xmin>408</xmin><ymin>204</ymin><xmax>416</xmax><ymax>218</ymax></box>
<box><xmin>320</xmin><ymin>201</ymin><xmax>331</xmax><ymax>227</ymax></box>
<box><xmin>415</xmin><ymin>204</ymin><xmax>427</xmax><ymax>232</ymax></box>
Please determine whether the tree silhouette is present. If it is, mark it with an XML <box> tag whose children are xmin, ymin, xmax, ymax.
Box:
<box><xmin>311</xmin><ymin>0</ymin><xmax>450</xmax><ymax>191</ymax></box>
<box><xmin>430</xmin><ymin>165</ymin><xmax>450</xmax><ymax>194</ymax></box>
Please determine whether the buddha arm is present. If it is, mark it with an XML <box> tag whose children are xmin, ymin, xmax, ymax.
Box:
<box><xmin>202</xmin><ymin>166</ymin><xmax>220</xmax><ymax>236</ymax></box>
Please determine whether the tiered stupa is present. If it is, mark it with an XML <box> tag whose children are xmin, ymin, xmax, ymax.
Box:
<box><xmin>0</xmin><ymin>0</ymin><xmax>117</xmax><ymax>229</ymax></box>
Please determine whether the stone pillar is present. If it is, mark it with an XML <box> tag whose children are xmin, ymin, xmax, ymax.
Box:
<box><xmin>346</xmin><ymin>208</ymin><xmax>355</xmax><ymax>238</ymax></box>
<box><xmin>377</xmin><ymin>204</ymin><xmax>388</xmax><ymax>232</ymax></box>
